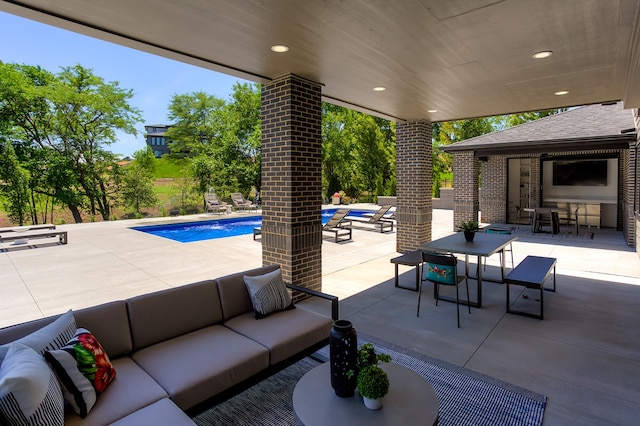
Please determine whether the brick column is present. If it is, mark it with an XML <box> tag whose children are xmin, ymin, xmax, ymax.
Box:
<box><xmin>261</xmin><ymin>74</ymin><xmax>323</xmax><ymax>291</ymax></box>
<box><xmin>629</xmin><ymin>109</ymin><xmax>640</xmax><ymax>249</ymax></box>
<box><xmin>396</xmin><ymin>120</ymin><xmax>432</xmax><ymax>252</ymax></box>
<box><xmin>453</xmin><ymin>151</ymin><xmax>479</xmax><ymax>230</ymax></box>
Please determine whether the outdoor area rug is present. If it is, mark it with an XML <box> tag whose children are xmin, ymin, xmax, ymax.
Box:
<box><xmin>193</xmin><ymin>334</ymin><xmax>546</xmax><ymax>426</ymax></box>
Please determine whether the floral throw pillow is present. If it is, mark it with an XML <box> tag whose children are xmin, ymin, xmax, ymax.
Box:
<box><xmin>44</xmin><ymin>328</ymin><xmax>116</xmax><ymax>418</ymax></box>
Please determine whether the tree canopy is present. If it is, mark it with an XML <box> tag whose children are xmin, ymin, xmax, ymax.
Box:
<box><xmin>165</xmin><ymin>83</ymin><xmax>261</xmax><ymax>202</ymax></box>
<box><xmin>0</xmin><ymin>62</ymin><xmax>142</xmax><ymax>222</ymax></box>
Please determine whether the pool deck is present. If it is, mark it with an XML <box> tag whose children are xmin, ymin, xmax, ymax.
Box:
<box><xmin>2</xmin><ymin>204</ymin><xmax>640</xmax><ymax>425</ymax></box>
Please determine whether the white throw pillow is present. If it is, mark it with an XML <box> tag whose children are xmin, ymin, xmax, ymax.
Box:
<box><xmin>0</xmin><ymin>343</ymin><xmax>64</xmax><ymax>426</ymax></box>
<box><xmin>0</xmin><ymin>310</ymin><xmax>76</xmax><ymax>364</ymax></box>
<box><xmin>243</xmin><ymin>268</ymin><xmax>295</xmax><ymax>319</ymax></box>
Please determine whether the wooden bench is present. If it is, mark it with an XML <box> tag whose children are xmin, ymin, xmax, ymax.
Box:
<box><xmin>390</xmin><ymin>250</ymin><xmax>423</xmax><ymax>291</ymax></box>
<box><xmin>0</xmin><ymin>229</ymin><xmax>68</xmax><ymax>245</ymax></box>
<box><xmin>504</xmin><ymin>255</ymin><xmax>556</xmax><ymax>320</ymax></box>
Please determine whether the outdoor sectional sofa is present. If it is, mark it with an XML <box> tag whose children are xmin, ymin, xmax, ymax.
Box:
<box><xmin>0</xmin><ymin>265</ymin><xmax>337</xmax><ymax>425</ymax></box>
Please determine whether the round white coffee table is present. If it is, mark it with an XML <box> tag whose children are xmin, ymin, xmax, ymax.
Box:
<box><xmin>293</xmin><ymin>362</ymin><xmax>439</xmax><ymax>425</ymax></box>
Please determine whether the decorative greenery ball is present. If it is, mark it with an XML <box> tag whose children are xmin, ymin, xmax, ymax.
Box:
<box><xmin>357</xmin><ymin>365</ymin><xmax>390</xmax><ymax>400</ymax></box>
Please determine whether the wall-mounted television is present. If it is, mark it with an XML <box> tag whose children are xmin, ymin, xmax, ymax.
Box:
<box><xmin>552</xmin><ymin>159</ymin><xmax>608</xmax><ymax>186</ymax></box>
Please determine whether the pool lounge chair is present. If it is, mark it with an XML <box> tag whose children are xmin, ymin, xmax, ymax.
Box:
<box><xmin>205</xmin><ymin>192</ymin><xmax>230</xmax><ymax>214</ymax></box>
<box><xmin>231</xmin><ymin>193</ymin><xmax>257</xmax><ymax>212</ymax></box>
<box><xmin>362</xmin><ymin>206</ymin><xmax>396</xmax><ymax>221</ymax></box>
<box><xmin>323</xmin><ymin>209</ymin><xmax>352</xmax><ymax>243</ymax></box>
<box><xmin>346</xmin><ymin>205</ymin><xmax>394</xmax><ymax>233</ymax></box>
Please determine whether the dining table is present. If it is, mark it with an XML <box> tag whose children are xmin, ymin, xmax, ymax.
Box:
<box><xmin>418</xmin><ymin>232</ymin><xmax>517</xmax><ymax>308</ymax></box>
<box><xmin>523</xmin><ymin>207</ymin><xmax>559</xmax><ymax>234</ymax></box>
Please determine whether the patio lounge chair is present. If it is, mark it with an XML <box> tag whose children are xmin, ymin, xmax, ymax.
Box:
<box><xmin>346</xmin><ymin>205</ymin><xmax>394</xmax><ymax>233</ymax></box>
<box><xmin>362</xmin><ymin>206</ymin><xmax>396</xmax><ymax>221</ymax></box>
<box><xmin>205</xmin><ymin>192</ymin><xmax>230</xmax><ymax>214</ymax></box>
<box><xmin>231</xmin><ymin>193</ymin><xmax>257</xmax><ymax>212</ymax></box>
<box><xmin>323</xmin><ymin>209</ymin><xmax>352</xmax><ymax>243</ymax></box>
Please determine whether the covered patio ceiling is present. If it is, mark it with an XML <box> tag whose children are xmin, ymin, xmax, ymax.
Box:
<box><xmin>2</xmin><ymin>0</ymin><xmax>640</xmax><ymax>122</ymax></box>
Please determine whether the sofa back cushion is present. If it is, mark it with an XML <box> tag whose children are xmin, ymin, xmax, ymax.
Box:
<box><xmin>215</xmin><ymin>265</ymin><xmax>279</xmax><ymax>321</ymax></box>
<box><xmin>127</xmin><ymin>280</ymin><xmax>222</xmax><ymax>351</ymax></box>
<box><xmin>74</xmin><ymin>301</ymin><xmax>132</xmax><ymax>359</ymax></box>
<box><xmin>0</xmin><ymin>316</ymin><xmax>67</xmax><ymax>347</ymax></box>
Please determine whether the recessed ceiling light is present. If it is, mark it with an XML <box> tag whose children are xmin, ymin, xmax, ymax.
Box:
<box><xmin>373</xmin><ymin>86</ymin><xmax>386</xmax><ymax>92</ymax></box>
<box><xmin>270</xmin><ymin>44</ymin><xmax>289</xmax><ymax>53</ymax></box>
<box><xmin>532</xmin><ymin>50</ymin><xmax>553</xmax><ymax>59</ymax></box>
<box><xmin>554</xmin><ymin>90</ymin><xmax>569</xmax><ymax>96</ymax></box>
<box><xmin>428</xmin><ymin>109</ymin><xmax>438</xmax><ymax>113</ymax></box>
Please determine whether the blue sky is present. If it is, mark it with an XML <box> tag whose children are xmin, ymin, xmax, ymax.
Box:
<box><xmin>0</xmin><ymin>11</ymin><xmax>249</xmax><ymax>157</ymax></box>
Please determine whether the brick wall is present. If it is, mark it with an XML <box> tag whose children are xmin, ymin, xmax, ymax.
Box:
<box><xmin>396</xmin><ymin>120</ymin><xmax>432</xmax><ymax>252</ymax></box>
<box><xmin>260</xmin><ymin>74</ymin><xmax>323</xmax><ymax>292</ymax></box>
<box><xmin>453</xmin><ymin>151</ymin><xmax>479</xmax><ymax>230</ymax></box>
<box><xmin>479</xmin><ymin>155</ymin><xmax>508</xmax><ymax>223</ymax></box>
<box><xmin>632</xmin><ymin>109</ymin><xmax>639</xmax><ymax>250</ymax></box>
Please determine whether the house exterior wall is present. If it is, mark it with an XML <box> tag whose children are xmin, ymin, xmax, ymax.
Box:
<box><xmin>480</xmin><ymin>155</ymin><xmax>508</xmax><ymax>223</ymax></box>
<box><xmin>144</xmin><ymin>124</ymin><xmax>171</xmax><ymax>157</ymax></box>
<box><xmin>474</xmin><ymin>148</ymin><xmax>632</xmax><ymax>245</ymax></box>
<box><xmin>453</xmin><ymin>151</ymin><xmax>479</xmax><ymax>230</ymax></box>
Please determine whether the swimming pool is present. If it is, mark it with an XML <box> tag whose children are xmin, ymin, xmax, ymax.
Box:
<box><xmin>131</xmin><ymin>209</ymin><xmax>371</xmax><ymax>243</ymax></box>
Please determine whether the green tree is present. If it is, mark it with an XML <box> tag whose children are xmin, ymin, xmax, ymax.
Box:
<box><xmin>165</xmin><ymin>83</ymin><xmax>261</xmax><ymax>200</ymax></box>
<box><xmin>0</xmin><ymin>139</ymin><xmax>31</xmax><ymax>225</ymax></box>
<box><xmin>493</xmin><ymin>109</ymin><xmax>566</xmax><ymax>128</ymax></box>
<box><xmin>121</xmin><ymin>165</ymin><xmax>157</xmax><ymax>216</ymax></box>
<box><xmin>321</xmin><ymin>104</ymin><xmax>395</xmax><ymax>201</ymax></box>
<box><xmin>0</xmin><ymin>63</ymin><xmax>142</xmax><ymax>222</ymax></box>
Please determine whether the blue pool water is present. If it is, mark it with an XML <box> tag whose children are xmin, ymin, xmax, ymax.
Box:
<box><xmin>131</xmin><ymin>209</ymin><xmax>371</xmax><ymax>243</ymax></box>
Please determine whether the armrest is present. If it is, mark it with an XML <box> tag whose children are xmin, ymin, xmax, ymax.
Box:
<box><xmin>286</xmin><ymin>284</ymin><xmax>339</xmax><ymax>321</ymax></box>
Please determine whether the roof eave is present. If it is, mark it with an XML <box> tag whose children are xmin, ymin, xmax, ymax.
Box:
<box><xmin>441</xmin><ymin>134</ymin><xmax>636</xmax><ymax>156</ymax></box>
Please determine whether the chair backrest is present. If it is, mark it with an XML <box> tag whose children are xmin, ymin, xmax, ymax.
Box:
<box><xmin>421</xmin><ymin>252</ymin><xmax>457</xmax><ymax>285</ymax></box>
<box><xmin>206</xmin><ymin>192</ymin><xmax>222</xmax><ymax>204</ymax></box>
<box><xmin>324</xmin><ymin>209</ymin><xmax>350</xmax><ymax>228</ymax></box>
<box><xmin>367</xmin><ymin>205</ymin><xmax>392</xmax><ymax>222</ymax></box>
<box><xmin>231</xmin><ymin>193</ymin><xmax>246</xmax><ymax>205</ymax></box>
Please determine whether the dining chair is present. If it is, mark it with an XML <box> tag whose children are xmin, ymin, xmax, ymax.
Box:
<box><xmin>483</xmin><ymin>227</ymin><xmax>515</xmax><ymax>271</ymax></box>
<box><xmin>417</xmin><ymin>251</ymin><xmax>470</xmax><ymax>328</ymax></box>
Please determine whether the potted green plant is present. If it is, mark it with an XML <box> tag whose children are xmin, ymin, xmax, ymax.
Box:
<box><xmin>458</xmin><ymin>220</ymin><xmax>479</xmax><ymax>242</ymax></box>
<box><xmin>348</xmin><ymin>343</ymin><xmax>392</xmax><ymax>410</ymax></box>
<box><xmin>357</xmin><ymin>365</ymin><xmax>390</xmax><ymax>410</ymax></box>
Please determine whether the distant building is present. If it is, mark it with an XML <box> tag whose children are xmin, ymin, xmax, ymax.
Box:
<box><xmin>144</xmin><ymin>124</ymin><xmax>172</xmax><ymax>157</ymax></box>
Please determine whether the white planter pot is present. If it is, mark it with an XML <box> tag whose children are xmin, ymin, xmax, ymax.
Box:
<box><xmin>363</xmin><ymin>396</ymin><xmax>383</xmax><ymax>410</ymax></box>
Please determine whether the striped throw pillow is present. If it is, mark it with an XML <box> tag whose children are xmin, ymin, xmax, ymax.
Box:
<box><xmin>0</xmin><ymin>343</ymin><xmax>64</xmax><ymax>426</ymax></box>
<box><xmin>243</xmin><ymin>268</ymin><xmax>295</xmax><ymax>319</ymax></box>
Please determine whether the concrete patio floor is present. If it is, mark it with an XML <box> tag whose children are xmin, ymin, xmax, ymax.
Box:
<box><xmin>1</xmin><ymin>206</ymin><xmax>639</xmax><ymax>425</ymax></box>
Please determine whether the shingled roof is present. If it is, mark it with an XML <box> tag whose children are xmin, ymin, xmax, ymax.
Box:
<box><xmin>442</xmin><ymin>102</ymin><xmax>637</xmax><ymax>155</ymax></box>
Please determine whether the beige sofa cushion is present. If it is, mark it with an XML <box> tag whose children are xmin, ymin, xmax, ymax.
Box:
<box><xmin>65</xmin><ymin>357</ymin><xmax>168</xmax><ymax>426</ymax></box>
<box><xmin>127</xmin><ymin>280</ymin><xmax>222</xmax><ymax>351</ymax></box>
<box><xmin>74</xmin><ymin>301</ymin><xmax>132</xmax><ymax>358</ymax></box>
<box><xmin>130</xmin><ymin>325</ymin><xmax>269</xmax><ymax>410</ymax></box>
<box><xmin>109</xmin><ymin>398</ymin><xmax>195</xmax><ymax>426</ymax></box>
<box><xmin>216</xmin><ymin>265</ymin><xmax>279</xmax><ymax>320</ymax></box>
<box><xmin>224</xmin><ymin>307</ymin><xmax>332</xmax><ymax>365</ymax></box>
